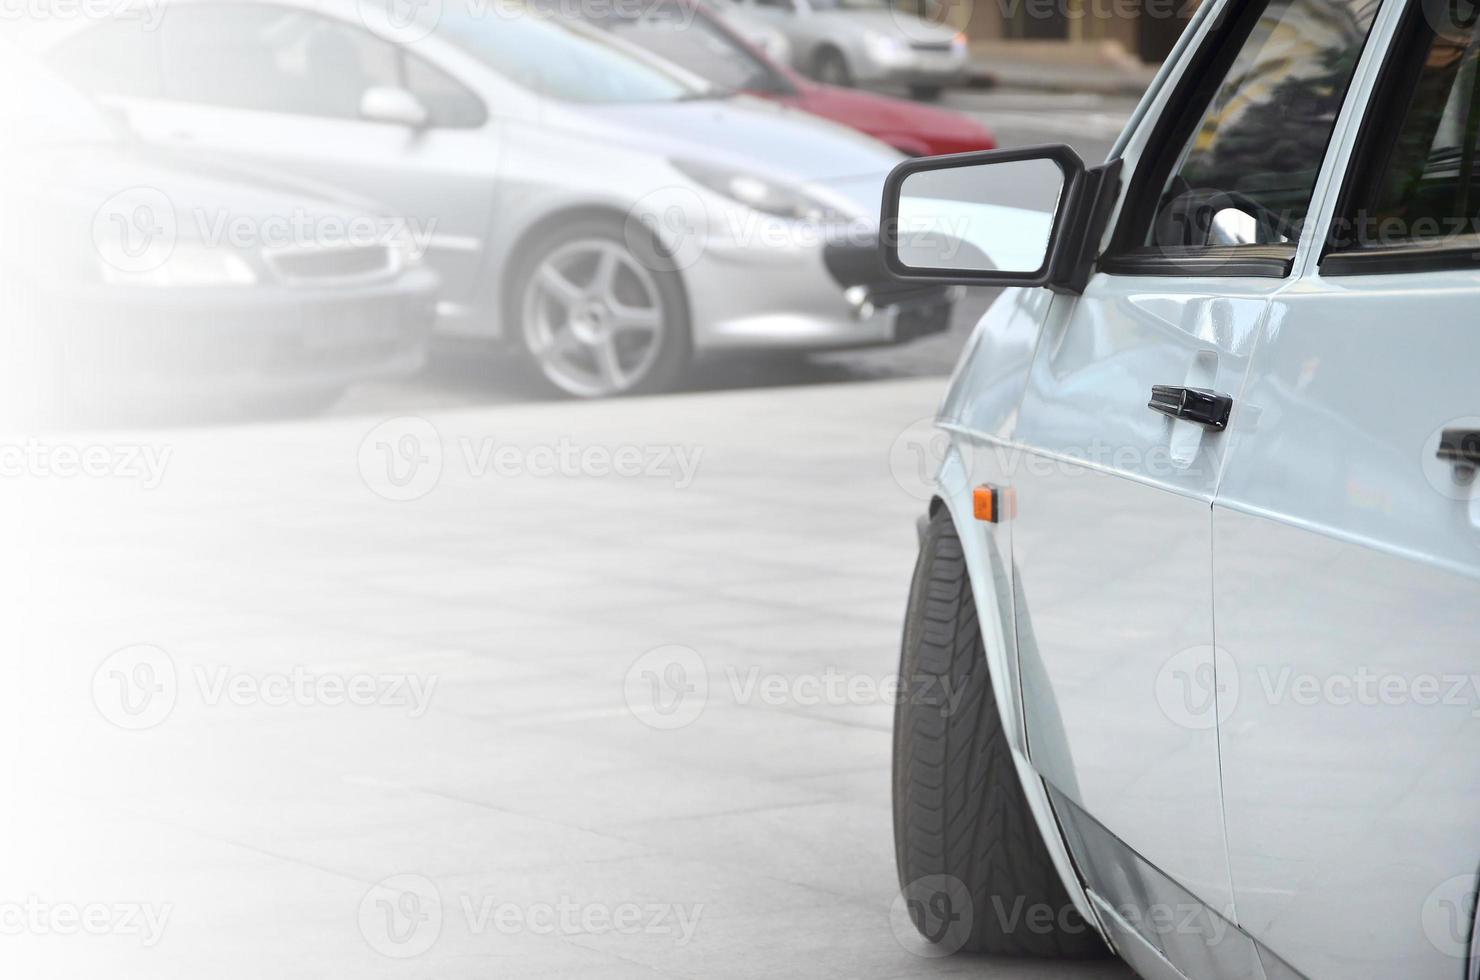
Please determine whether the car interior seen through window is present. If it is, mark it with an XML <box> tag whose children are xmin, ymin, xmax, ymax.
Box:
<box><xmin>1135</xmin><ymin>0</ymin><xmax>1379</xmax><ymax>254</ymax></box>
<box><xmin>1332</xmin><ymin>0</ymin><xmax>1480</xmax><ymax>255</ymax></box>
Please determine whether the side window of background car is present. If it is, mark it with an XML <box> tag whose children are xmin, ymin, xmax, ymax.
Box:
<box><xmin>1107</xmin><ymin>0</ymin><xmax>1380</xmax><ymax>270</ymax></box>
<box><xmin>1324</xmin><ymin>0</ymin><xmax>1480</xmax><ymax>270</ymax></box>
<box><xmin>403</xmin><ymin>54</ymin><xmax>487</xmax><ymax>128</ymax></box>
<box><xmin>158</xmin><ymin>5</ymin><xmax>399</xmax><ymax>119</ymax></box>
<box><xmin>48</xmin><ymin>19</ymin><xmax>162</xmax><ymax>99</ymax></box>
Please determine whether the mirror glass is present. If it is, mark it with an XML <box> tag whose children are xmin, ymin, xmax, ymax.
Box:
<box><xmin>892</xmin><ymin>158</ymin><xmax>1064</xmax><ymax>274</ymax></box>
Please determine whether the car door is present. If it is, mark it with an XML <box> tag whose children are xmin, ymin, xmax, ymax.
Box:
<box><xmin>48</xmin><ymin>4</ymin><xmax>502</xmax><ymax>319</ymax></box>
<box><xmin>1003</xmin><ymin>0</ymin><xmax>1381</xmax><ymax>964</ymax></box>
<box><xmin>1213</xmin><ymin>1</ymin><xmax>1480</xmax><ymax>975</ymax></box>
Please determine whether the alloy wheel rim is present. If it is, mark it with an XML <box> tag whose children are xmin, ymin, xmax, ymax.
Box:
<box><xmin>521</xmin><ymin>238</ymin><xmax>666</xmax><ymax>397</ymax></box>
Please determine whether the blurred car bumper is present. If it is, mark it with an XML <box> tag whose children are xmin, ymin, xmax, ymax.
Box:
<box><xmin>685</xmin><ymin>236</ymin><xmax>952</xmax><ymax>351</ymax></box>
<box><xmin>30</xmin><ymin>267</ymin><xmax>439</xmax><ymax>400</ymax></box>
<box><xmin>857</xmin><ymin>51</ymin><xmax>968</xmax><ymax>88</ymax></box>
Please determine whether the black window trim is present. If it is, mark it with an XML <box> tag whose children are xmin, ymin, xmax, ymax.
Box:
<box><xmin>1099</xmin><ymin>0</ymin><xmax>1369</xmax><ymax>280</ymax></box>
<box><xmin>1319</xmin><ymin>0</ymin><xmax>1480</xmax><ymax>275</ymax></box>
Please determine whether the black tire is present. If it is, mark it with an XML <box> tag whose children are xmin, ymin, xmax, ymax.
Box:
<box><xmin>508</xmin><ymin>216</ymin><xmax>690</xmax><ymax>399</ymax></box>
<box><xmin>813</xmin><ymin>47</ymin><xmax>854</xmax><ymax>87</ymax></box>
<box><xmin>893</xmin><ymin>507</ymin><xmax>1107</xmax><ymax>958</ymax></box>
<box><xmin>909</xmin><ymin>84</ymin><xmax>943</xmax><ymax>101</ymax></box>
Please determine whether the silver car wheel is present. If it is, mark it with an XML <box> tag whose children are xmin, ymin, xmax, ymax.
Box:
<box><xmin>521</xmin><ymin>239</ymin><xmax>667</xmax><ymax>398</ymax></box>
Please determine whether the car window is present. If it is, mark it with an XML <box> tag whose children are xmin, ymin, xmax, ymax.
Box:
<box><xmin>435</xmin><ymin>6</ymin><xmax>705</xmax><ymax>103</ymax></box>
<box><xmin>404</xmin><ymin>52</ymin><xmax>487</xmax><ymax>128</ymax></box>
<box><xmin>587</xmin><ymin>4</ymin><xmax>785</xmax><ymax>93</ymax></box>
<box><xmin>1336</xmin><ymin>0</ymin><xmax>1480</xmax><ymax>251</ymax></box>
<box><xmin>47</xmin><ymin>18</ymin><xmax>163</xmax><ymax>99</ymax></box>
<box><xmin>1131</xmin><ymin>0</ymin><xmax>1379</xmax><ymax>253</ymax></box>
<box><xmin>158</xmin><ymin>4</ymin><xmax>400</xmax><ymax>119</ymax></box>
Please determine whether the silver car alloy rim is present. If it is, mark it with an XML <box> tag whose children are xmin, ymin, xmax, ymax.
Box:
<box><xmin>521</xmin><ymin>238</ymin><xmax>666</xmax><ymax>398</ymax></box>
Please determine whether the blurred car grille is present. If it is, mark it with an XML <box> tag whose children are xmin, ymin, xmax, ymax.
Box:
<box><xmin>822</xmin><ymin>241</ymin><xmax>950</xmax><ymax>310</ymax></box>
<box><xmin>264</xmin><ymin>244</ymin><xmax>396</xmax><ymax>285</ymax></box>
<box><xmin>910</xmin><ymin>41</ymin><xmax>954</xmax><ymax>52</ymax></box>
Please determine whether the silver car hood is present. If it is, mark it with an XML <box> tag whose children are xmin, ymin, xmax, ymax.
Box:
<box><xmin>565</xmin><ymin>95</ymin><xmax>903</xmax><ymax>187</ymax></box>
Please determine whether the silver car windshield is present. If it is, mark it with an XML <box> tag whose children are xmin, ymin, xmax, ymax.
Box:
<box><xmin>437</xmin><ymin>8</ymin><xmax>707</xmax><ymax>103</ymax></box>
<box><xmin>0</xmin><ymin>41</ymin><xmax>115</xmax><ymax>149</ymax></box>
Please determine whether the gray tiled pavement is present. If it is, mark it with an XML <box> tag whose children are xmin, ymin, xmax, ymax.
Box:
<box><xmin>6</xmin><ymin>378</ymin><xmax>1135</xmax><ymax>979</ymax></box>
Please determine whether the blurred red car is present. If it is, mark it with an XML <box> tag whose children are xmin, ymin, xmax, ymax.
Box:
<box><xmin>595</xmin><ymin>1</ymin><xmax>997</xmax><ymax>156</ymax></box>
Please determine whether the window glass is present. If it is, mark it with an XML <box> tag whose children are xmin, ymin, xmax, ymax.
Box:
<box><xmin>1345</xmin><ymin>0</ymin><xmax>1480</xmax><ymax>248</ymax></box>
<box><xmin>160</xmin><ymin>5</ymin><xmax>400</xmax><ymax>119</ymax></box>
<box><xmin>1142</xmin><ymin>0</ymin><xmax>1379</xmax><ymax>249</ymax></box>
<box><xmin>48</xmin><ymin>19</ymin><xmax>162</xmax><ymax>99</ymax></box>
<box><xmin>435</xmin><ymin>6</ymin><xmax>704</xmax><ymax>103</ymax></box>
<box><xmin>586</xmin><ymin>3</ymin><xmax>783</xmax><ymax>93</ymax></box>
<box><xmin>404</xmin><ymin>54</ymin><xmax>487</xmax><ymax>127</ymax></box>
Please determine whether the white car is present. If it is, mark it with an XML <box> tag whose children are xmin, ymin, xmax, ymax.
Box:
<box><xmin>23</xmin><ymin>0</ymin><xmax>951</xmax><ymax>399</ymax></box>
<box><xmin>721</xmin><ymin>0</ymin><xmax>967</xmax><ymax>99</ymax></box>
<box><xmin>882</xmin><ymin>0</ymin><xmax>1480</xmax><ymax>976</ymax></box>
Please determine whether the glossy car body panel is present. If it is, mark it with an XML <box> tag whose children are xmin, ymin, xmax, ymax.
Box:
<box><xmin>923</xmin><ymin>0</ymin><xmax>1480</xmax><ymax>975</ymax></box>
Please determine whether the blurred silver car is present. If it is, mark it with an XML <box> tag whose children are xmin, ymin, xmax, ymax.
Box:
<box><xmin>24</xmin><ymin>0</ymin><xmax>954</xmax><ymax>398</ymax></box>
<box><xmin>0</xmin><ymin>43</ymin><xmax>437</xmax><ymax>423</ymax></box>
<box><xmin>718</xmin><ymin>0</ymin><xmax>968</xmax><ymax>99</ymax></box>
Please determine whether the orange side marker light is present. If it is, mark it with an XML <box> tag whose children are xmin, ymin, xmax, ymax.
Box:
<box><xmin>973</xmin><ymin>485</ymin><xmax>1016</xmax><ymax>523</ymax></box>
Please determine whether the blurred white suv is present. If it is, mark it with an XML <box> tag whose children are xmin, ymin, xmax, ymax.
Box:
<box><xmin>882</xmin><ymin>0</ymin><xmax>1480</xmax><ymax>976</ymax></box>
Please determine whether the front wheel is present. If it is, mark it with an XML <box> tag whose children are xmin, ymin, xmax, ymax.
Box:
<box><xmin>893</xmin><ymin>507</ymin><xmax>1108</xmax><ymax>958</ymax></box>
<box><xmin>513</xmin><ymin>218</ymin><xmax>690</xmax><ymax>398</ymax></box>
<box><xmin>814</xmin><ymin>47</ymin><xmax>854</xmax><ymax>87</ymax></box>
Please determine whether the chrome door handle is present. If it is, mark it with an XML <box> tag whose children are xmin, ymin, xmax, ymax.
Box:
<box><xmin>1148</xmin><ymin>385</ymin><xmax>1233</xmax><ymax>430</ymax></box>
<box><xmin>1438</xmin><ymin>428</ymin><xmax>1480</xmax><ymax>467</ymax></box>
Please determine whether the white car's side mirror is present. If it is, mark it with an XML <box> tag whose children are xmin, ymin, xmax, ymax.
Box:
<box><xmin>881</xmin><ymin>145</ymin><xmax>1120</xmax><ymax>294</ymax></box>
<box><xmin>360</xmin><ymin>86</ymin><xmax>430</xmax><ymax>129</ymax></box>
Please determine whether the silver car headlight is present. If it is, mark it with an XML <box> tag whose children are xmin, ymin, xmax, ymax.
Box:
<box><xmin>98</xmin><ymin>241</ymin><xmax>257</xmax><ymax>287</ymax></box>
<box><xmin>673</xmin><ymin>160</ymin><xmax>832</xmax><ymax>222</ymax></box>
<box><xmin>864</xmin><ymin>33</ymin><xmax>912</xmax><ymax>65</ymax></box>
